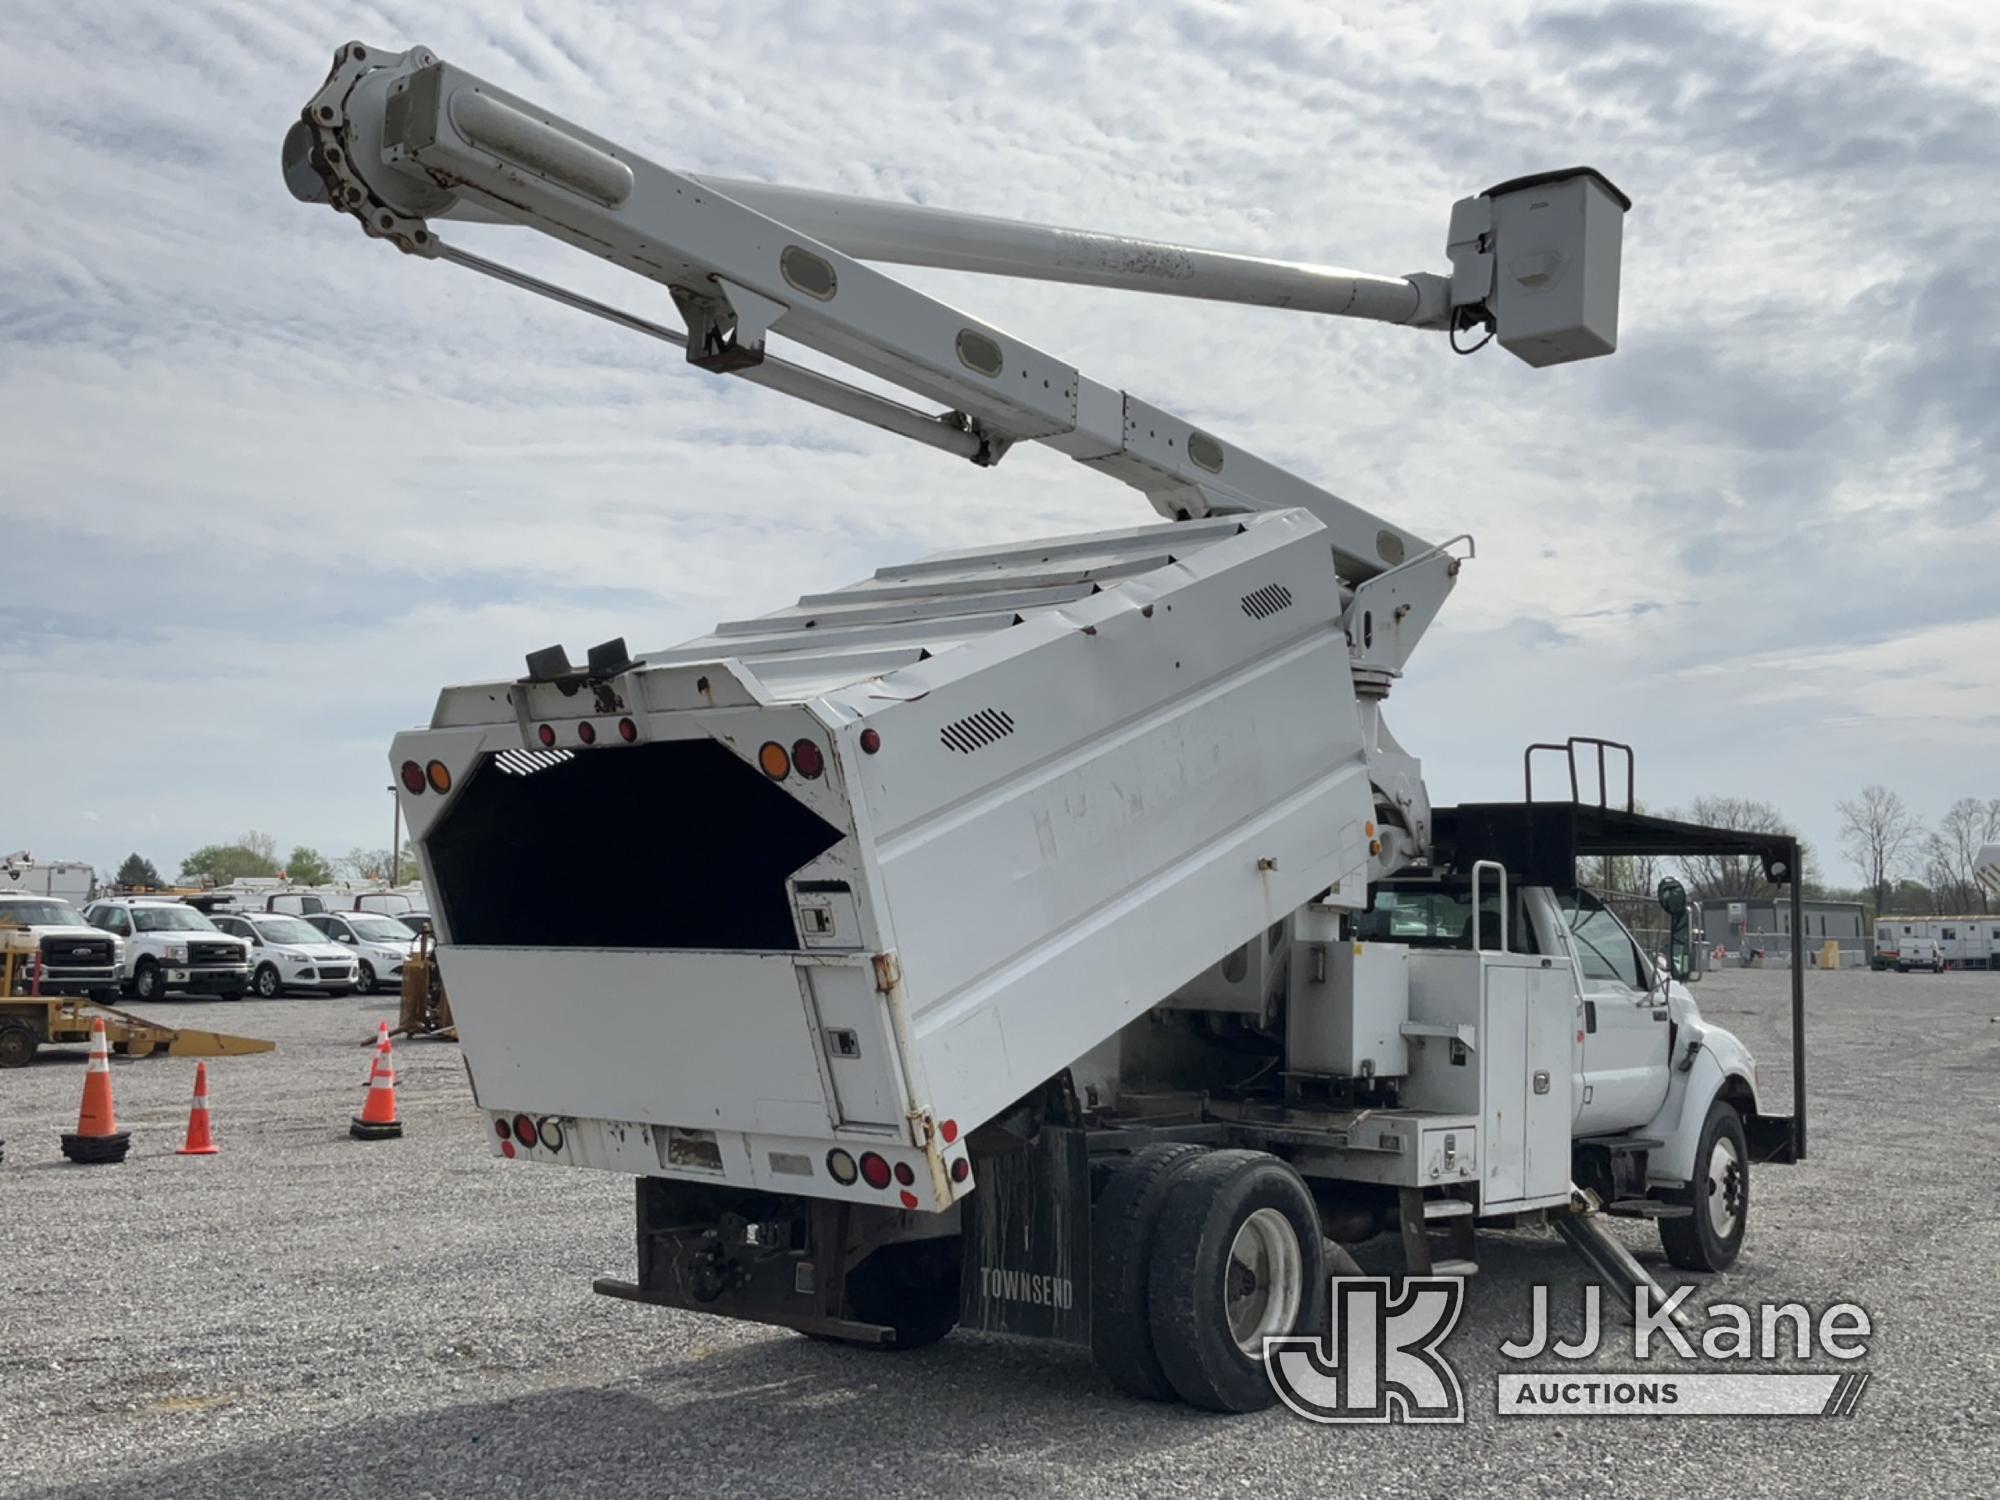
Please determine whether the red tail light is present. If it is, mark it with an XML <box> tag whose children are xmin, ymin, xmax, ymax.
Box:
<box><xmin>792</xmin><ymin>739</ymin><xmax>825</xmax><ymax>779</ymax></box>
<box><xmin>399</xmin><ymin>760</ymin><xmax>425</xmax><ymax>794</ymax></box>
<box><xmin>493</xmin><ymin>1116</ymin><xmax>512</xmax><ymax>1140</ymax></box>
<box><xmin>537</xmin><ymin>724</ymin><xmax>556</xmax><ymax>747</ymax></box>
<box><xmin>512</xmin><ymin>1114</ymin><xmax>539</xmax><ymax>1149</ymax></box>
<box><xmin>858</xmin><ymin>1151</ymin><xmax>891</xmax><ymax>1190</ymax></box>
<box><xmin>618</xmin><ymin>718</ymin><xmax>637</xmax><ymax>742</ymax></box>
<box><xmin>892</xmin><ymin>1161</ymin><xmax>915</xmax><ymax>1187</ymax></box>
<box><xmin>859</xmin><ymin>728</ymin><xmax>881</xmax><ymax>755</ymax></box>
<box><xmin>577</xmin><ymin>721</ymin><xmax>597</xmax><ymax>745</ymax></box>
<box><xmin>951</xmin><ymin>1158</ymin><xmax>970</xmax><ymax>1183</ymax></box>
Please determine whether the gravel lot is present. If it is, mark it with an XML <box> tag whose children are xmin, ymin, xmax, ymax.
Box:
<box><xmin>3</xmin><ymin>966</ymin><xmax>1996</xmax><ymax>1499</ymax></box>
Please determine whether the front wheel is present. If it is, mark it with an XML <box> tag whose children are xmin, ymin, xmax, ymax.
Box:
<box><xmin>1659</xmin><ymin>1099</ymin><xmax>1748</xmax><ymax>1271</ymax></box>
<box><xmin>355</xmin><ymin>961</ymin><xmax>377</xmax><ymax>995</ymax></box>
<box><xmin>0</xmin><ymin>1022</ymin><xmax>39</xmax><ymax>1069</ymax></box>
<box><xmin>254</xmin><ymin>964</ymin><xmax>283</xmax><ymax>999</ymax></box>
<box><xmin>132</xmin><ymin>960</ymin><xmax>164</xmax><ymax>1002</ymax></box>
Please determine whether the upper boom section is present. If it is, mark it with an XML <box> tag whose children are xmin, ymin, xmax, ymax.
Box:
<box><xmin>284</xmin><ymin>41</ymin><xmax>1624</xmax><ymax>654</ymax></box>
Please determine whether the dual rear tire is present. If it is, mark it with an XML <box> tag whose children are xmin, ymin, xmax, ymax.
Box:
<box><xmin>1092</xmin><ymin>1146</ymin><xmax>1324</xmax><ymax>1411</ymax></box>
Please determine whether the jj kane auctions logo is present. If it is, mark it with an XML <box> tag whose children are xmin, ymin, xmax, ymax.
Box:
<box><xmin>1266</xmin><ymin>1280</ymin><xmax>1874</xmax><ymax>1422</ymax></box>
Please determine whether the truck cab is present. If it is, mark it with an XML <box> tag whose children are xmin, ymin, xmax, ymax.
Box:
<box><xmin>0</xmin><ymin>892</ymin><xmax>124</xmax><ymax>1000</ymax></box>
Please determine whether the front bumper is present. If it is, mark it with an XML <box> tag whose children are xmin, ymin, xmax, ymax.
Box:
<box><xmin>163</xmin><ymin>965</ymin><xmax>251</xmax><ymax>992</ymax></box>
<box><xmin>8</xmin><ymin>964</ymin><xmax>120</xmax><ymax>995</ymax></box>
<box><xmin>287</xmin><ymin>965</ymin><xmax>358</xmax><ymax>990</ymax></box>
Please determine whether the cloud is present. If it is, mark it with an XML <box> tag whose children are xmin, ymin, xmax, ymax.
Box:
<box><xmin>0</xmin><ymin>0</ymin><xmax>1994</xmax><ymax>886</ymax></box>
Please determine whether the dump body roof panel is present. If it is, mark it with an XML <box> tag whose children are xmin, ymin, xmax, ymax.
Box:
<box><xmin>641</xmin><ymin>515</ymin><xmax>1266</xmax><ymax>702</ymax></box>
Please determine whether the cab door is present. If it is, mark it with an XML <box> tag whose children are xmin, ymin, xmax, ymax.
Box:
<box><xmin>1555</xmin><ymin>890</ymin><xmax>1671</xmax><ymax>1134</ymax></box>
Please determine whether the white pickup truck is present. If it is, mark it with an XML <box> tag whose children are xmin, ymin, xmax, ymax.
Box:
<box><xmin>82</xmin><ymin>898</ymin><xmax>250</xmax><ymax>1001</ymax></box>
<box><xmin>0</xmin><ymin>892</ymin><xmax>123</xmax><ymax>1000</ymax></box>
<box><xmin>287</xmin><ymin>40</ymin><xmax>1806</xmax><ymax>1412</ymax></box>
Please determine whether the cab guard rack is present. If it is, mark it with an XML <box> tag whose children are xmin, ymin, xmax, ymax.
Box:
<box><xmin>1433</xmin><ymin>800</ymin><xmax>1806</xmax><ymax>1163</ymax></box>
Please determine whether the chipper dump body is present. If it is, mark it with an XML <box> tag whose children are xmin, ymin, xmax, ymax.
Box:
<box><xmin>403</xmin><ymin>511</ymin><xmax>1378</xmax><ymax>1205</ymax></box>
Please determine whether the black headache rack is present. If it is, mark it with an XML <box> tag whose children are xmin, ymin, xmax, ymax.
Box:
<box><xmin>1429</xmin><ymin>739</ymin><xmax>1806</xmax><ymax>1165</ymax></box>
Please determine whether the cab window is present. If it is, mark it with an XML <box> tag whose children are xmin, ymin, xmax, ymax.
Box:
<box><xmin>1358</xmin><ymin>885</ymin><xmax>1539</xmax><ymax>955</ymax></box>
<box><xmin>1560</xmin><ymin>890</ymin><xmax>1646</xmax><ymax>989</ymax></box>
<box><xmin>93</xmin><ymin>906</ymin><xmax>133</xmax><ymax>936</ymax></box>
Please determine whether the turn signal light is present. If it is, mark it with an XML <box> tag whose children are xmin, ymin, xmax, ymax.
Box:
<box><xmin>758</xmin><ymin>741</ymin><xmax>791</xmax><ymax>780</ymax></box>
<box><xmin>426</xmin><ymin>760</ymin><xmax>451</xmax><ymax>793</ymax></box>
<box><xmin>399</xmin><ymin>760</ymin><xmax>425</xmax><ymax>794</ymax></box>
<box><xmin>858</xmin><ymin>1151</ymin><xmax>891</xmax><ymax>1190</ymax></box>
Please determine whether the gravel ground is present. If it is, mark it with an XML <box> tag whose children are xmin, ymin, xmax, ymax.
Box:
<box><xmin>2</xmin><ymin>966</ymin><xmax>1996</xmax><ymax>1498</ymax></box>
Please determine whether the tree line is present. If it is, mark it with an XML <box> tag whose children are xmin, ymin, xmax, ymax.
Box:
<box><xmin>111</xmin><ymin>831</ymin><xmax>419</xmax><ymax>891</ymax></box>
<box><xmin>1838</xmin><ymin>787</ymin><xmax>1999</xmax><ymax>916</ymax></box>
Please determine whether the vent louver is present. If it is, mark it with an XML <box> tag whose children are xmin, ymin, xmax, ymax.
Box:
<box><xmin>940</xmin><ymin>708</ymin><xmax>1016</xmax><ymax>754</ymax></box>
<box><xmin>495</xmin><ymin>748</ymin><xmax>576</xmax><ymax>776</ymax></box>
<box><xmin>1240</xmin><ymin>583</ymin><xmax>1294</xmax><ymax>620</ymax></box>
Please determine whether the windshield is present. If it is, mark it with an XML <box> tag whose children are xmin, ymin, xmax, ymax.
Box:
<box><xmin>254</xmin><ymin>917</ymin><xmax>324</xmax><ymax>945</ymax></box>
<box><xmin>0</xmin><ymin>899</ymin><xmax>85</xmax><ymax>926</ymax></box>
<box><xmin>396</xmin><ymin>914</ymin><xmax>432</xmax><ymax>934</ymax></box>
<box><xmin>1558</xmin><ymin>890</ymin><xmax>1649</xmax><ymax>989</ymax></box>
<box><xmin>131</xmin><ymin>906</ymin><xmax>219</xmax><ymax>933</ymax></box>
<box><xmin>350</xmin><ymin>917</ymin><xmax>412</xmax><ymax>943</ymax></box>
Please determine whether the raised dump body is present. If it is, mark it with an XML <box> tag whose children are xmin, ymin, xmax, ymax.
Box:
<box><xmin>397</xmin><ymin>508</ymin><xmax>1378</xmax><ymax>1207</ymax></box>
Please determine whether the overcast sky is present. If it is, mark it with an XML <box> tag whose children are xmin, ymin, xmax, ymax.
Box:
<box><xmin>2</xmin><ymin>1</ymin><xmax>1994</xmax><ymax>886</ymax></box>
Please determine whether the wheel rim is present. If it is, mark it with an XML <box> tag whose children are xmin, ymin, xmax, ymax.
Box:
<box><xmin>359</xmin><ymin>963</ymin><xmax>374</xmax><ymax>993</ymax></box>
<box><xmin>137</xmin><ymin>967</ymin><xmax>156</xmax><ymax>997</ymax></box>
<box><xmin>1705</xmin><ymin>1134</ymin><xmax>1744</xmax><ymax>1240</ymax></box>
<box><xmin>258</xmin><ymin>968</ymin><xmax>278</xmax><ymax>997</ymax></box>
<box><xmin>1223</xmin><ymin>1207</ymin><xmax>1303</xmax><ymax>1357</ymax></box>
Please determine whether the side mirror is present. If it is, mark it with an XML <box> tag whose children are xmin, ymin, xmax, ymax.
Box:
<box><xmin>1657</xmin><ymin>878</ymin><xmax>1692</xmax><ymax>983</ymax></box>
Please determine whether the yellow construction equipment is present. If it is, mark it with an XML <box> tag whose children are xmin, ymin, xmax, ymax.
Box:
<box><xmin>1</xmin><ymin>930</ymin><xmax>275</xmax><ymax>1069</ymax></box>
<box><xmin>393</xmin><ymin>926</ymin><xmax>455</xmax><ymax>1042</ymax></box>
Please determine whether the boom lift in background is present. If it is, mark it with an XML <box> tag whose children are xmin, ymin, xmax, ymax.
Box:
<box><xmin>285</xmin><ymin>42</ymin><xmax>1809</xmax><ymax>1411</ymax></box>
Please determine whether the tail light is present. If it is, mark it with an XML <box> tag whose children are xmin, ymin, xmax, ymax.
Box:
<box><xmin>577</xmin><ymin>722</ymin><xmax>596</xmax><ymax>745</ymax></box>
<box><xmin>511</xmin><ymin>1114</ymin><xmax>539</xmax><ymax>1149</ymax></box>
<box><xmin>617</xmin><ymin>718</ymin><xmax>638</xmax><ymax>742</ymax></box>
<box><xmin>892</xmin><ymin>1161</ymin><xmax>915</xmax><ymax>1187</ymax></box>
<box><xmin>951</xmin><ymin>1158</ymin><xmax>971</xmax><ymax>1183</ymax></box>
<box><xmin>860</xmin><ymin>728</ymin><xmax>881</xmax><ymax>755</ymax></box>
<box><xmin>425</xmin><ymin>760</ymin><xmax>452</xmax><ymax>793</ymax></box>
<box><xmin>537</xmin><ymin>724</ymin><xmax>556</xmax><ymax>747</ymax></box>
<box><xmin>493</xmin><ymin>1116</ymin><xmax>512</xmax><ymax>1141</ymax></box>
<box><xmin>792</xmin><ymin>739</ymin><xmax>825</xmax><ymax>779</ymax></box>
<box><xmin>399</xmin><ymin>760</ymin><xmax>425</xmax><ymax>794</ymax></box>
<box><xmin>858</xmin><ymin>1151</ymin><xmax>891</xmax><ymax>1190</ymax></box>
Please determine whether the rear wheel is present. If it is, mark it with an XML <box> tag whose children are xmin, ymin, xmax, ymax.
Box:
<box><xmin>813</xmin><ymin>1238</ymin><xmax>960</xmax><ymax>1351</ymax></box>
<box><xmin>0</xmin><ymin>1022</ymin><xmax>39</xmax><ymax>1069</ymax></box>
<box><xmin>1147</xmin><ymin>1150</ymin><xmax>1326</xmax><ymax>1412</ymax></box>
<box><xmin>1090</xmin><ymin>1143</ymin><xmax>1208</xmax><ymax>1400</ymax></box>
<box><xmin>1659</xmin><ymin>1099</ymin><xmax>1748</xmax><ymax>1271</ymax></box>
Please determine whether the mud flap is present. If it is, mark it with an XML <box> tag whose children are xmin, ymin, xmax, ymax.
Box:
<box><xmin>959</xmin><ymin>1125</ymin><xmax>1092</xmax><ymax>1345</ymax></box>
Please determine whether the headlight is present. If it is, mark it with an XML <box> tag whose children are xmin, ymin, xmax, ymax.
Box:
<box><xmin>165</xmin><ymin>944</ymin><xmax>189</xmax><ymax>962</ymax></box>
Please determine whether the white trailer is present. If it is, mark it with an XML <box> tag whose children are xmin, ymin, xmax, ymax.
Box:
<box><xmin>0</xmin><ymin>854</ymin><xmax>95</xmax><ymax>905</ymax></box>
<box><xmin>285</xmin><ymin>42</ymin><xmax>1807</xmax><ymax>1412</ymax></box>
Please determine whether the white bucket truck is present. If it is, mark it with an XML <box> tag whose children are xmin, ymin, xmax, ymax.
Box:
<box><xmin>286</xmin><ymin>42</ymin><xmax>1807</xmax><ymax>1411</ymax></box>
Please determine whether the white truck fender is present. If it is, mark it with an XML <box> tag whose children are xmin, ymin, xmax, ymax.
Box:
<box><xmin>1642</xmin><ymin>1019</ymin><xmax>1758</xmax><ymax>1188</ymax></box>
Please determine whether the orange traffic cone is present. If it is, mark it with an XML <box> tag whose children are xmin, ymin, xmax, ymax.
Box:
<box><xmin>351</xmin><ymin>1033</ymin><xmax>403</xmax><ymax>1140</ymax></box>
<box><xmin>177</xmin><ymin>1062</ymin><xmax>220</xmax><ymax>1156</ymax></box>
<box><xmin>61</xmin><ymin>1017</ymin><xmax>132</xmax><ymax>1164</ymax></box>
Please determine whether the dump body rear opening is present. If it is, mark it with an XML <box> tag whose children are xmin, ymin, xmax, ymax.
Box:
<box><xmin>428</xmin><ymin>739</ymin><xmax>844</xmax><ymax>948</ymax></box>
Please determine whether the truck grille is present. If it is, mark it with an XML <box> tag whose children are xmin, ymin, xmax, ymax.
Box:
<box><xmin>41</xmin><ymin>935</ymin><xmax>112</xmax><ymax>966</ymax></box>
<box><xmin>189</xmin><ymin>940</ymin><xmax>245</xmax><ymax>966</ymax></box>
